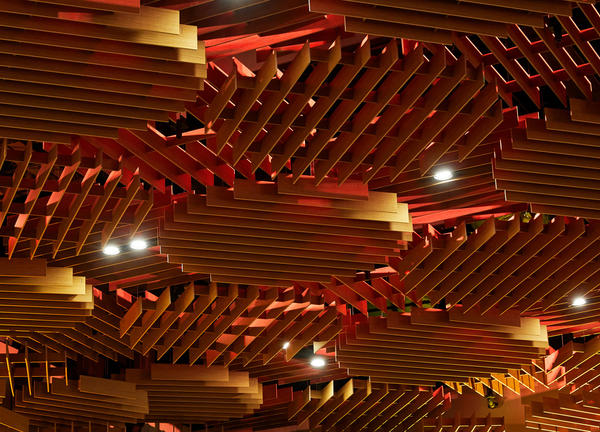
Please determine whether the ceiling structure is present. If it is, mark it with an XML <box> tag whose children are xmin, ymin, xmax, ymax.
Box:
<box><xmin>3</xmin><ymin>1</ymin><xmax>600</xmax><ymax>432</ymax></box>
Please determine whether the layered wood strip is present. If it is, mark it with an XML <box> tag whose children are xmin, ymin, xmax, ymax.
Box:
<box><xmin>446</xmin><ymin>365</ymin><xmax>545</xmax><ymax>399</ymax></box>
<box><xmin>40</xmin><ymin>285</ymin><xmax>143</xmax><ymax>362</ymax></box>
<box><xmin>0</xmin><ymin>406</ymin><xmax>28</xmax><ymax>432</ymax></box>
<box><xmin>328</xmin><ymin>214</ymin><xmax>600</xmax><ymax>317</ymax></box>
<box><xmin>0</xmin><ymin>261</ymin><xmax>140</xmax><ymax>361</ymax></box>
<box><xmin>0</xmin><ymin>1</ymin><xmax>205</xmax><ymax>141</ymax></box>
<box><xmin>0</xmin><ymin>141</ymin><xmax>156</xmax><ymax>262</ymax></box>
<box><xmin>186</xmin><ymin>0</ymin><xmax>323</xmax><ymax>45</ymax></box>
<box><xmin>422</xmin><ymin>416</ymin><xmax>505</xmax><ymax>432</ymax></box>
<box><xmin>188</xmin><ymin>38</ymin><xmax>501</xmax><ymax>186</ymax></box>
<box><xmin>303</xmin><ymin>214</ymin><xmax>600</xmax><ymax>318</ymax></box>
<box><xmin>158</xmin><ymin>181</ymin><xmax>412</xmax><ymax>285</ymax></box>
<box><xmin>337</xmin><ymin>310</ymin><xmax>547</xmax><ymax>386</ymax></box>
<box><xmin>0</xmin><ymin>344</ymin><xmax>67</xmax><ymax>400</ymax></box>
<box><xmin>25</xmin><ymin>283</ymin><xmax>187</xmax><ymax>362</ymax></box>
<box><xmin>18</xmin><ymin>281</ymin><xmax>341</xmax><ymax>364</ymax></box>
<box><xmin>308</xmin><ymin>0</ymin><xmax>572</xmax><ymax>43</ymax></box>
<box><xmin>118</xmin><ymin>283</ymin><xmax>342</xmax><ymax>366</ymax></box>
<box><xmin>371</xmin><ymin>107</ymin><xmax>526</xmax><ymax>225</ymax></box>
<box><xmin>125</xmin><ymin>364</ymin><xmax>262</xmax><ymax>422</ymax></box>
<box><xmin>6</xmin><ymin>283</ymin><xmax>159</xmax><ymax>362</ymax></box>
<box><xmin>0</xmin><ymin>260</ymin><xmax>92</xmax><ymax>333</ymax></box>
<box><xmin>231</xmin><ymin>353</ymin><xmax>349</xmax><ymax>385</ymax></box>
<box><xmin>178</xmin><ymin>0</ymin><xmax>317</xmax><ymax>29</ymax></box>
<box><xmin>81</xmin><ymin>126</ymin><xmax>241</xmax><ymax>193</ymax></box>
<box><xmin>449</xmin><ymin>337</ymin><xmax>600</xmax><ymax>432</ymax></box>
<box><xmin>523</xmin><ymin>391</ymin><xmax>600</xmax><ymax>432</ymax></box>
<box><xmin>532</xmin><ymin>293</ymin><xmax>600</xmax><ymax>338</ymax></box>
<box><xmin>544</xmin><ymin>336</ymin><xmax>600</xmax><ymax>394</ymax></box>
<box><xmin>38</xmin><ymin>204</ymin><xmax>190</xmax><ymax>292</ymax></box>
<box><xmin>155</xmin><ymin>0</ymin><xmax>341</xmax><ymax>59</ymax></box>
<box><xmin>36</xmin><ymin>0</ymin><xmax>140</xmax><ymax>14</ymax></box>
<box><xmin>0</xmin><ymin>0</ymin><xmax>595</xmax><ymax>429</ymax></box>
<box><xmin>454</xmin><ymin>3</ymin><xmax>600</xmax><ymax>108</ymax></box>
<box><xmin>48</xmin><ymin>232</ymin><xmax>182</xmax><ymax>289</ymax></box>
<box><xmin>219</xmin><ymin>379</ymin><xmax>449</xmax><ymax>432</ymax></box>
<box><xmin>14</xmin><ymin>376</ymin><xmax>148</xmax><ymax>431</ymax></box>
<box><xmin>494</xmin><ymin>103</ymin><xmax>600</xmax><ymax>219</ymax></box>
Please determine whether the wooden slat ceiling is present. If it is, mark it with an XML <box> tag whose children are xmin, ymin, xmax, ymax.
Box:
<box><xmin>143</xmin><ymin>0</ymin><xmax>343</xmax><ymax>59</ymax></box>
<box><xmin>422</xmin><ymin>417</ymin><xmax>505</xmax><ymax>432</ymax></box>
<box><xmin>302</xmin><ymin>215</ymin><xmax>600</xmax><ymax>318</ymax></box>
<box><xmin>372</xmin><ymin>108</ymin><xmax>525</xmax><ymax>225</ymax></box>
<box><xmin>446</xmin><ymin>368</ymin><xmax>543</xmax><ymax>399</ymax></box>
<box><xmin>0</xmin><ymin>140</ymin><xmax>192</xmax><ymax>290</ymax></box>
<box><xmin>96</xmin><ymin>38</ymin><xmax>506</xmax><ymax>199</ymax></box>
<box><xmin>453</xmin><ymin>3</ymin><xmax>600</xmax><ymax>108</ymax></box>
<box><xmin>0</xmin><ymin>405</ymin><xmax>28</xmax><ymax>432</ymax></box>
<box><xmin>3</xmin><ymin>1</ymin><xmax>600</xmax><ymax>432</ymax></box>
<box><xmin>125</xmin><ymin>364</ymin><xmax>263</xmax><ymax>422</ymax></box>
<box><xmin>222</xmin><ymin>380</ymin><xmax>505</xmax><ymax>432</ymax></box>
<box><xmin>0</xmin><ymin>274</ymin><xmax>343</xmax><ymax>365</ymax></box>
<box><xmin>117</xmin><ymin>283</ymin><xmax>342</xmax><ymax>366</ymax></box>
<box><xmin>0</xmin><ymin>266</ymin><xmax>205</xmax><ymax>362</ymax></box>
<box><xmin>0</xmin><ymin>261</ymin><xmax>135</xmax><ymax>361</ymax></box>
<box><xmin>0</xmin><ymin>141</ymin><xmax>156</xmax><ymax>260</ymax></box>
<box><xmin>546</xmin><ymin>337</ymin><xmax>600</xmax><ymax>393</ymax></box>
<box><xmin>37</xmin><ymin>0</ymin><xmax>141</xmax><ymax>13</ymax></box>
<box><xmin>0</xmin><ymin>345</ymin><xmax>67</xmax><ymax>398</ymax></box>
<box><xmin>515</xmin><ymin>337</ymin><xmax>600</xmax><ymax>432</ymax></box>
<box><xmin>190</xmin><ymin>40</ymin><xmax>502</xmax><ymax>186</ymax></box>
<box><xmin>81</xmin><ymin>126</ymin><xmax>236</xmax><ymax>194</ymax></box>
<box><xmin>307</xmin><ymin>0</ymin><xmax>576</xmax><ymax>44</ymax></box>
<box><xmin>0</xmin><ymin>1</ymin><xmax>205</xmax><ymax>143</ymax></box>
<box><xmin>532</xmin><ymin>293</ymin><xmax>600</xmax><ymax>338</ymax></box>
<box><xmin>494</xmin><ymin>102</ymin><xmax>600</xmax><ymax>219</ymax></box>
<box><xmin>14</xmin><ymin>376</ymin><xmax>148</xmax><ymax>430</ymax></box>
<box><xmin>0</xmin><ymin>260</ymin><xmax>92</xmax><ymax>332</ymax></box>
<box><xmin>337</xmin><ymin>310</ymin><xmax>547</xmax><ymax>386</ymax></box>
<box><xmin>309</xmin><ymin>0</ymin><xmax>589</xmax><ymax>45</ymax></box>
<box><xmin>220</xmin><ymin>380</ymin><xmax>449</xmax><ymax>432</ymax></box>
<box><xmin>525</xmin><ymin>393</ymin><xmax>600</xmax><ymax>432</ymax></box>
<box><xmin>231</xmin><ymin>354</ymin><xmax>349</xmax><ymax>385</ymax></box>
<box><xmin>158</xmin><ymin>182</ymin><xmax>411</xmax><ymax>285</ymax></box>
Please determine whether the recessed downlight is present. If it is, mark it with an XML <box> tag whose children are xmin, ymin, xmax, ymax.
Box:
<box><xmin>130</xmin><ymin>239</ymin><xmax>148</xmax><ymax>250</ymax></box>
<box><xmin>310</xmin><ymin>356</ymin><xmax>326</xmax><ymax>368</ymax></box>
<box><xmin>433</xmin><ymin>168</ymin><xmax>453</xmax><ymax>181</ymax></box>
<box><xmin>572</xmin><ymin>297</ymin><xmax>587</xmax><ymax>307</ymax></box>
<box><xmin>103</xmin><ymin>245</ymin><xmax>120</xmax><ymax>256</ymax></box>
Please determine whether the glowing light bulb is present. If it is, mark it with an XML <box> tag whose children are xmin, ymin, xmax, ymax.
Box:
<box><xmin>103</xmin><ymin>245</ymin><xmax>120</xmax><ymax>256</ymax></box>
<box><xmin>310</xmin><ymin>357</ymin><xmax>326</xmax><ymax>368</ymax></box>
<box><xmin>572</xmin><ymin>297</ymin><xmax>587</xmax><ymax>306</ymax></box>
<box><xmin>433</xmin><ymin>169</ymin><xmax>453</xmax><ymax>181</ymax></box>
<box><xmin>282</xmin><ymin>341</ymin><xmax>290</xmax><ymax>349</ymax></box>
<box><xmin>130</xmin><ymin>239</ymin><xmax>148</xmax><ymax>250</ymax></box>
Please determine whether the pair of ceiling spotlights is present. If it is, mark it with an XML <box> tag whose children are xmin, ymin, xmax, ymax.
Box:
<box><xmin>103</xmin><ymin>239</ymin><xmax>148</xmax><ymax>256</ymax></box>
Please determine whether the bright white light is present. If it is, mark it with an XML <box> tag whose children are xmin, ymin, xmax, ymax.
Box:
<box><xmin>572</xmin><ymin>297</ymin><xmax>587</xmax><ymax>307</ymax></box>
<box><xmin>310</xmin><ymin>356</ymin><xmax>326</xmax><ymax>368</ymax></box>
<box><xmin>130</xmin><ymin>239</ymin><xmax>148</xmax><ymax>250</ymax></box>
<box><xmin>433</xmin><ymin>169</ymin><xmax>453</xmax><ymax>181</ymax></box>
<box><xmin>282</xmin><ymin>341</ymin><xmax>290</xmax><ymax>350</ymax></box>
<box><xmin>103</xmin><ymin>245</ymin><xmax>120</xmax><ymax>256</ymax></box>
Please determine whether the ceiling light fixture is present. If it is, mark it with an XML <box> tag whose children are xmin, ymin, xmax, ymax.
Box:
<box><xmin>282</xmin><ymin>341</ymin><xmax>290</xmax><ymax>350</ymax></box>
<box><xmin>130</xmin><ymin>239</ymin><xmax>148</xmax><ymax>250</ymax></box>
<box><xmin>310</xmin><ymin>356</ymin><xmax>326</xmax><ymax>368</ymax></box>
<box><xmin>103</xmin><ymin>245</ymin><xmax>120</xmax><ymax>256</ymax></box>
<box><xmin>433</xmin><ymin>168</ymin><xmax>453</xmax><ymax>181</ymax></box>
<box><xmin>572</xmin><ymin>297</ymin><xmax>587</xmax><ymax>307</ymax></box>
